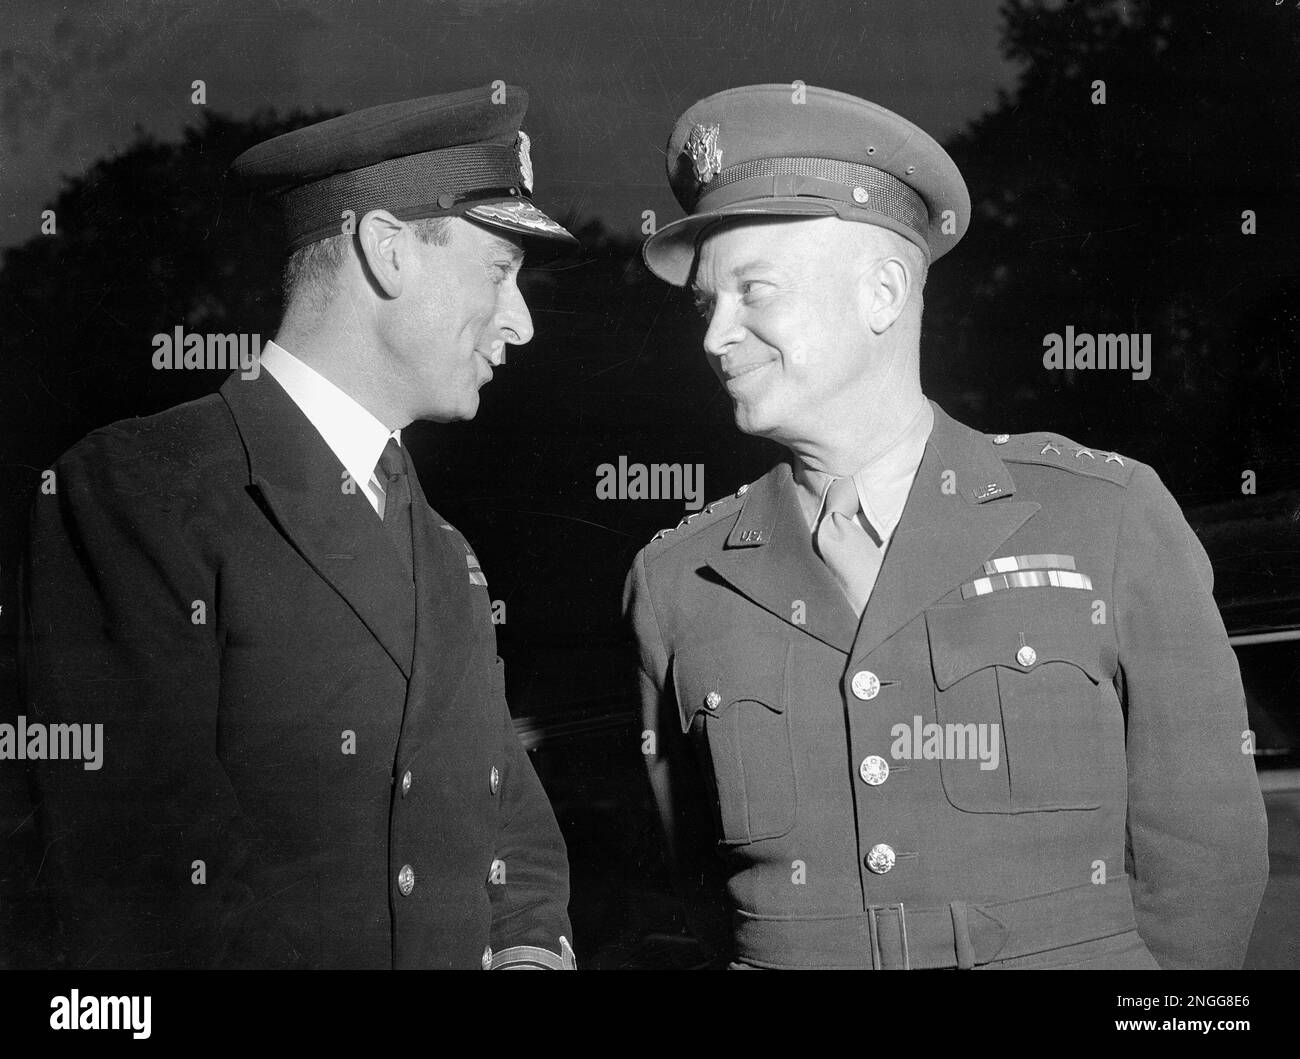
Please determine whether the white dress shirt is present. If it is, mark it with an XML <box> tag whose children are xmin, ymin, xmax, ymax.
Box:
<box><xmin>259</xmin><ymin>339</ymin><xmax>399</xmax><ymax>518</ymax></box>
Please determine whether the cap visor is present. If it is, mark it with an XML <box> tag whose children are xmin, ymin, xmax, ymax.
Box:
<box><xmin>642</xmin><ymin>199</ymin><xmax>837</xmax><ymax>285</ymax></box>
<box><xmin>464</xmin><ymin>199</ymin><xmax>578</xmax><ymax>245</ymax></box>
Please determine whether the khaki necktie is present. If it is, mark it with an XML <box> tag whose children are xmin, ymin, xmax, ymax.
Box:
<box><xmin>814</xmin><ymin>475</ymin><xmax>884</xmax><ymax>616</ymax></box>
<box><xmin>376</xmin><ymin>437</ymin><xmax>414</xmax><ymax>580</ymax></box>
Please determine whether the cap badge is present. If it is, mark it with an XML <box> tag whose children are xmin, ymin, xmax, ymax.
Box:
<box><xmin>516</xmin><ymin>130</ymin><xmax>534</xmax><ymax>194</ymax></box>
<box><xmin>685</xmin><ymin>123</ymin><xmax>723</xmax><ymax>187</ymax></box>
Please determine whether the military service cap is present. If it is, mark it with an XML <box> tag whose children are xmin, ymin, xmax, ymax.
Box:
<box><xmin>642</xmin><ymin>84</ymin><xmax>970</xmax><ymax>286</ymax></box>
<box><xmin>231</xmin><ymin>85</ymin><xmax>577</xmax><ymax>252</ymax></box>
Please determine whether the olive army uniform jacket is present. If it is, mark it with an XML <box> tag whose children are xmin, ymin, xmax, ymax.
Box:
<box><xmin>18</xmin><ymin>371</ymin><xmax>572</xmax><ymax>969</ymax></box>
<box><xmin>625</xmin><ymin>401</ymin><xmax>1268</xmax><ymax>970</ymax></box>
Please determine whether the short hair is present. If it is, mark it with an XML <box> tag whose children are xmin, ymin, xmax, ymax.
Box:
<box><xmin>854</xmin><ymin>223</ymin><xmax>928</xmax><ymax>294</ymax></box>
<box><xmin>280</xmin><ymin>215</ymin><xmax>453</xmax><ymax>311</ymax></box>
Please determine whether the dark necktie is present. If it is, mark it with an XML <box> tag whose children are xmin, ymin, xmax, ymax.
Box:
<box><xmin>376</xmin><ymin>438</ymin><xmax>414</xmax><ymax>580</ymax></box>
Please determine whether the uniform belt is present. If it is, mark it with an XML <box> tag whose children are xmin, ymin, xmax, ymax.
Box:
<box><xmin>732</xmin><ymin>877</ymin><xmax>1139</xmax><ymax>969</ymax></box>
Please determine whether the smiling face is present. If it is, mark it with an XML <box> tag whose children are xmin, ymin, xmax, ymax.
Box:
<box><xmin>383</xmin><ymin>217</ymin><xmax>534</xmax><ymax>423</ymax></box>
<box><xmin>692</xmin><ymin>216</ymin><xmax>887</xmax><ymax>445</ymax></box>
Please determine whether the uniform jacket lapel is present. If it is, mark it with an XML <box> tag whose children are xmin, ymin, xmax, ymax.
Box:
<box><xmin>219</xmin><ymin>373</ymin><xmax>416</xmax><ymax>678</ymax></box>
<box><xmin>703</xmin><ymin>403</ymin><xmax>1041</xmax><ymax>660</ymax></box>
<box><xmin>406</xmin><ymin>453</ymin><xmax>478</xmax><ymax>714</ymax></box>
<box><xmin>706</xmin><ymin>460</ymin><xmax>860</xmax><ymax>653</ymax></box>
<box><xmin>850</xmin><ymin>402</ymin><xmax>1040</xmax><ymax>659</ymax></box>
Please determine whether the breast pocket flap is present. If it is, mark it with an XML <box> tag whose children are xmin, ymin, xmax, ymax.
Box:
<box><xmin>927</xmin><ymin>600</ymin><xmax>1107</xmax><ymax>691</ymax></box>
<box><xmin>672</xmin><ymin>642</ymin><xmax>787</xmax><ymax>734</ymax></box>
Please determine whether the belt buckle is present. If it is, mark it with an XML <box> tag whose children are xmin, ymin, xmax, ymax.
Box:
<box><xmin>867</xmin><ymin>902</ymin><xmax>910</xmax><ymax>970</ymax></box>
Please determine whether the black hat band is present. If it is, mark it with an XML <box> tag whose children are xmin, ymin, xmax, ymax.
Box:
<box><xmin>695</xmin><ymin>156</ymin><xmax>930</xmax><ymax>244</ymax></box>
<box><xmin>277</xmin><ymin>143</ymin><xmax>525</xmax><ymax>251</ymax></box>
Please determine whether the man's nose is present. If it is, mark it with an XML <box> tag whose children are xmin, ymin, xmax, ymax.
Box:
<box><xmin>497</xmin><ymin>282</ymin><xmax>534</xmax><ymax>350</ymax></box>
<box><xmin>702</xmin><ymin>300</ymin><xmax>742</xmax><ymax>359</ymax></box>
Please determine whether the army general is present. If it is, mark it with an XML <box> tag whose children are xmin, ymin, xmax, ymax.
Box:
<box><xmin>624</xmin><ymin>84</ymin><xmax>1269</xmax><ymax>969</ymax></box>
<box><xmin>19</xmin><ymin>87</ymin><xmax>575</xmax><ymax>968</ymax></box>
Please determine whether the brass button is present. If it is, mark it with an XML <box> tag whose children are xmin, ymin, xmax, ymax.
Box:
<box><xmin>992</xmin><ymin>433</ymin><xmax>1010</xmax><ymax>445</ymax></box>
<box><xmin>852</xmin><ymin>186</ymin><xmax>870</xmax><ymax>204</ymax></box>
<box><xmin>401</xmin><ymin>770</ymin><xmax>412</xmax><ymax>796</ymax></box>
<box><xmin>865</xmin><ymin>844</ymin><xmax>896</xmax><ymax>874</ymax></box>
<box><xmin>705</xmin><ymin>691</ymin><xmax>722</xmax><ymax>711</ymax></box>
<box><xmin>489</xmin><ymin>766</ymin><xmax>501</xmax><ymax>795</ymax></box>
<box><xmin>851</xmin><ymin>671</ymin><xmax>881</xmax><ymax>701</ymax></box>
<box><xmin>1016</xmin><ymin>645</ymin><xmax>1037</xmax><ymax>667</ymax></box>
<box><xmin>859</xmin><ymin>755</ymin><xmax>890</xmax><ymax>786</ymax></box>
<box><xmin>482</xmin><ymin>945</ymin><xmax>493</xmax><ymax>970</ymax></box>
<box><xmin>397</xmin><ymin>864</ymin><xmax>415</xmax><ymax>896</ymax></box>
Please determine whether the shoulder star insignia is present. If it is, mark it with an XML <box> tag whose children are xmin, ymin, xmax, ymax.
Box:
<box><xmin>1073</xmin><ymin>447</ymin><xmax>1095</xmax><ymax>459</ymax></box>
<box><xmin>1104</xmin><ymin>451</ymin><xmax>1124</xmax><ymax>465</ymax></box>
<box><xmin>1040</xmin><ymin>441</ymin><xmax>1062</xmax><ymax>456</ymax></box>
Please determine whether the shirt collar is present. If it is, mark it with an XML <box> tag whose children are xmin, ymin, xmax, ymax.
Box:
<box><xmin>795</xmin><ymin>399</ymin><xmax>934</xmax><ymax>539</ymax></box>
<box><xmin>259</xmin><ymin>339</ymin><xmax>399</xmax><ymax>489</ymax></box>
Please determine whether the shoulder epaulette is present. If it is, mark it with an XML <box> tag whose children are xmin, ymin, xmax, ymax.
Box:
<box><xmin>644</xmin><ymin>483</ymin><xmax>751</xmax><ymax>554</ymax></box>
<box><xmin>987</xmin><ymin>431</ymin><xmax>1138</xmax><ymax>486</ymax></box>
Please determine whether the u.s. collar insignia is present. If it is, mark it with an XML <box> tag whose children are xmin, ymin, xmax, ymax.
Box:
<box><xmin>516</xmin><ymin>130</ymin><xmax>534</xmax><ymax>194</ymax></box>
<box><xmin>685</xmin><ymin>123</ymin><xmax>722</xmax><ymax>186</ymax></box>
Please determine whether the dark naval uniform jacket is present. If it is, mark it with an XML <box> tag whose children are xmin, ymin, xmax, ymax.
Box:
<box><xmin>625</xmin><ymin>401</ymin><xmax>1268</xmax><ymax>970</ymax></box>
<box><xmin>19</xmin><ymin>371</ymin><xmax>571</xmax><ymax>969</ymax></box>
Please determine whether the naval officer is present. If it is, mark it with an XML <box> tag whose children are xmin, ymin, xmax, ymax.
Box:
<box><xmin>19</xmin><ymin>86</ymin><xmax>576</xmax><ymax>968</ymax></box>
<box><xmin>624</xmin><ymin>84</ymin><xmax>1269</xmax><ymax>969</ymax></box>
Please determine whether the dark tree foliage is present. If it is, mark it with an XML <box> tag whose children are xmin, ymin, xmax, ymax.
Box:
<box><xmin>926</xmin><ymin>0</ymin><xmax>1300</xmax><ymax>630</ymax></box>
<box><xmin>931</xmin><ymin>0</ymin><xmax>1299</xmax><ymax>503</ymax></box>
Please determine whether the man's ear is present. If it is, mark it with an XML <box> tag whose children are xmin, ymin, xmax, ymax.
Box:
<box><xmin>859</xmin><ymin>255</ymin><xmax>912</xmax><ymax>336</ymax></box>
<box><xmin>356</xmin><ymin>210</ymin><xmax>410</xmax><ymax>298</ymax></box>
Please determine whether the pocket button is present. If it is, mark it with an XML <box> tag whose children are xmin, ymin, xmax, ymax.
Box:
<box><xmin>1016</xmin><ymin>644</ymin><xmax>1037</xmax><ymax>667</ymax></box>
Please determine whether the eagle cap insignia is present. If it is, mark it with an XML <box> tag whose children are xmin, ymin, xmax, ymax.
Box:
<box><xmin>685</xmin><ymin>123</ymin><xmax>722</xmax><ymax>187</ymax></box>
<box><xmin>516</xmin><ymin>130</ymin><xmax>534</xmax><ymax>194</ymax></box>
